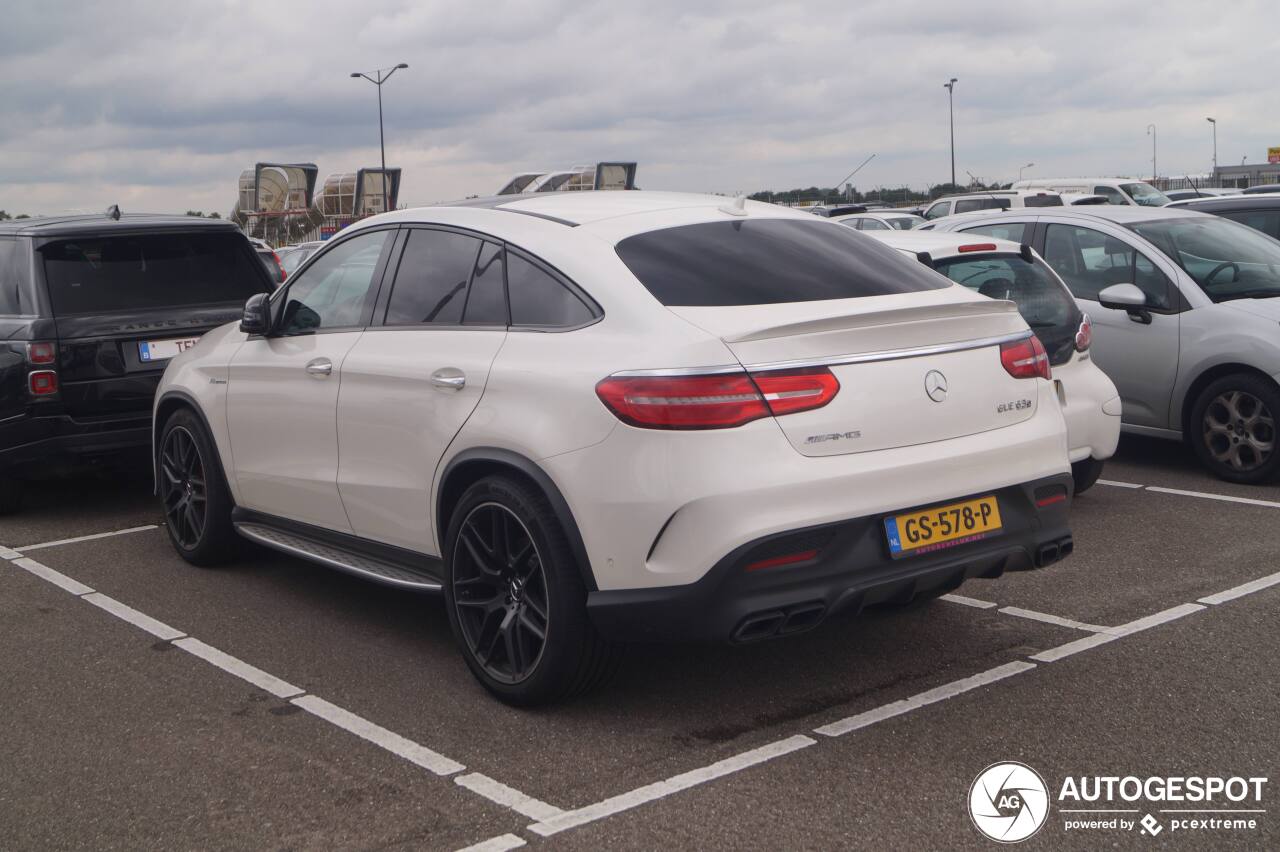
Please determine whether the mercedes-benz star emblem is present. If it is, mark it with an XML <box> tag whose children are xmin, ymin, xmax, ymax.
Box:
<box><xmin>924</xmin><ymin>370</ymin><xmax>949</xmax><ymax>403</ymax></box>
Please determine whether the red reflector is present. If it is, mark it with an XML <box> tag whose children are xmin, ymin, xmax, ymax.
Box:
<box><xmin>27</xmin><ymin>342</ymin><xmax>56</xmax><ymax>365</ymax></box>
<box><xmin>1000</xmin><ymin>335</ymin><xmax>1051</xmax><ymax>380</ymax></box>
<box><xmin>750</xmin><ymin>367</ymin><xmax>840</xmax><ymax>416</ymax></box>
<box><xmin>595</xmin><ymin>373</ymin><xmax>769</xmax><ymax>429</ymax></box>
<box><xmin>1036</xmin><ymin>493</ymin><xmax>1067</xmax><ymax>508</ymax></box>
<box><xmin>29</xmin><ymin>370</ymin><xmax>58</xmax><ymax>396</ymax></box>
<box><xmin>745</xmin><ymin>549</ymin><xmax>819</xmax><ymax>572</ymax></box>
<box><xmin>958</xmin><ymin>243</ymin><xmax>998</xmax><ymax>253</ymax></box>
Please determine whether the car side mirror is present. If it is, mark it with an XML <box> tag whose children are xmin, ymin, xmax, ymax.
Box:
<box><xmin>240</xmin><ymin>292</ymin><xmax>271</xmax><ymax>335</ymax></box>
<box><xmin>1097</xmin><ymin>283</ymin><xmax>1152</xmax><ymax>324</ymax></box>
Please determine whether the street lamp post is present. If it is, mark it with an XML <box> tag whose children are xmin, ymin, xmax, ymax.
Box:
<box><xmin>1206</xmin><ymin>117</ymin><xmax>1218</xmax><ymax>176</ymax></box>
<box><xmin>1019</xmin><ymin>162</ymin><xmax>1034</xmax><ymax>181</ymax></box>
<box><xmin>350</xmin><ymin>63</ymin><xmax>410</xmax><ymax>214</ymax></box>
<box><xmin>1146</xmin><ymin>124</ymin><xmax>1157</xmax><ymax>181</ymax></box>
<box><xmin>943</xmin><ymin>78</ymin><xmax>957</xmax><ymax>188</ymax></box>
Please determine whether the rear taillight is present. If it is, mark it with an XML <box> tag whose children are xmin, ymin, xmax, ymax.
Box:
<box><xmin>1075</xmin><ymin>314</ymin><xmax>1092</xmax><ymax>352</ymax></box>
<box><xmin>29</xmin><ymin>370</ymin><xmax>58</xmax><ymax>396</ymax></box>
<box><xmin>595</xmin><ymin>367</ymin><xmax>840</xmax><ymax>430</ymax></box>
<box><xmin>26</xmin><ymin>341</ymin><xmax>56</xmax><ymax>365</ymax></box>
<box><xmin>958</xmin><ymin>243</ymin><xmax>998</xmax><ymax>253</ymax></box>
<box><xmin>1000</xmin><ymin>336</ymin><xmax>1051</xmax><ymax>380</ymax></box>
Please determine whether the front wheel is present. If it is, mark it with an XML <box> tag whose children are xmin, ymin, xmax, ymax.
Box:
<box><xmin>1189</xmin><ymin>374</ymin><xmax>1280</xmax><ymax>484</ymax></box>
<box><xmin>1071</xmin><ymin>457</ymin><xmax>1105</xmax><ymax>495</ymax></box>
<box><xmin>158</xmin><ymin>408</ymin><xmax>239</xmax><ymax>565</ymax></box>
<box><xmin>443</xmin><ymin>475</ymin><xmax>617</xmax><ymax>706</ymax></box>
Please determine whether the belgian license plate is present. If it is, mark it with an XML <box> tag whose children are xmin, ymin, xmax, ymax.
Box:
<box><xmin>883</xmin><ymin>496</ymin><xmax>1002</xmax><ymax>559</ymax></box>
<box><xmin>139</xmin><ymin>337</ymin><xmax>200</xmax><ymax>362</ymax></box>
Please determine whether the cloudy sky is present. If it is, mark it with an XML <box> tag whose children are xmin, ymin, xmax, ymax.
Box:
<box><xmin>2</xmin><ymin>0</ymin><xmax>1276</xmax><ymax>215</ymax></box>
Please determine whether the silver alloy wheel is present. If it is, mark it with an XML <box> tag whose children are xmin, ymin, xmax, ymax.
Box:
<box><xmin>1203</xmin><ymin>390</ymin><xmax>1276</xmax><ymax>472</ymax></box>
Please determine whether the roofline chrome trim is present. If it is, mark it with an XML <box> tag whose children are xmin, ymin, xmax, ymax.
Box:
<box><xmin>608</xmin><ymin>330</ymin><xmax>1033</xmax><ymax>378</ymax></box>
<box><xmin>743</xmin><ymin>330</ymin><xmax>1034</xmax><ymax>373</ymax></box>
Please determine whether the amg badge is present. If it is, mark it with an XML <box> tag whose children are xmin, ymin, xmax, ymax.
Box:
<box><xmin>805</xmin><ymin>430</ymin><xmax>861</xmax><ymax>444</ymax></box>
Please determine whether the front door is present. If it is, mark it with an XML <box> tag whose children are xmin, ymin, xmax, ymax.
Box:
<box><xmin>226</xmin><ymin>228</ymin><xmax>396</xmax><ymax>531</ymax></box>
<box><xmin>1040</xmin><ymin>222</ymin><xmax>1181</xmax><ymax>428</ymax></box>
<box><xmin>336</xmin><ymin>229</ymin><xmax>509</xmax><ymax>553</ymax></box>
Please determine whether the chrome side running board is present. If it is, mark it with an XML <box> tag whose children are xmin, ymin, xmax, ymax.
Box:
<box><xmin>234</xmin><ymin>522</ymin><xmax>442</xmax><ymax>592</ymax></box>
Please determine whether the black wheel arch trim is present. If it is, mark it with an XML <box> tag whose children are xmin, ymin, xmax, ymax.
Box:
<box><xmin>438</xmin><ymin>447</ymin><xmax>598</xmax><ymax>592</ymax></box>
<box><xmin>152</xmin><ymin>390</ymin><xmax>230</xmax><ymax>497</ymax></box>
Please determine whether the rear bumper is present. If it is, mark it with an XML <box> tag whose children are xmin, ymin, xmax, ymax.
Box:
<box><xmin>1056</xmin><ymin>356</ymin><xmax>1121</xmax><ymax>463</ymax></box>
<box><xmin>0</xmin><ymin>413</ymin><xmax>151</xmax><ymax>473</ymax></box>
<box><xmin>587</xmin><ymin>473</ymin><xmax>1074</xmax><ymax>643</ymax></box>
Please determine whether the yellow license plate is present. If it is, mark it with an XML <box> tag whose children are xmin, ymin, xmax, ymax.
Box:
<box><xmin>884</xmin><ymin>496</ymin><xmax>1002</xmax><ymax>559</ymax></box>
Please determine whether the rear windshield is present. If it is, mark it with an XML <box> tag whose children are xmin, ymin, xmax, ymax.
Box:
<box><xmin>41</xmin><ymin>232</ymin><xmax>268</xmax><ymax>315</ymax></box>
<box><xmin>932</xmin><ymin>253</ymin><xmax>1080</xmax><ymax>365</ymax></box>
<box><xmin>1023</xmin><ymin>194</ymin><xmax>1064</xmax><ymax>208</ymax></box>
<box><xmin>615</xmin><ymin>219</ymin><xmax>947</xmax><ymax>306</ymax></box>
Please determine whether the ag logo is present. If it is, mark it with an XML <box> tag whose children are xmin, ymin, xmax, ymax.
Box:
<box><xmin>969</xmin><ymin>762</ymin><xmax>1050</xmax><ymax>843</ymax></box>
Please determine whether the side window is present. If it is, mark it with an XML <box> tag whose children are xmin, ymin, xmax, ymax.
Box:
<box><xmin>384</xmin><ymin>229</ymin><xmax>482</xmax><ymax>326</ymax></box>
<box><xmin>1222</xmin><ymin>210</ymin><xmax>1280</xmax><ymax>240</ymax></box>
<box><xmin>278</xmin><ymin>230</ymin><xmax>391</xmax><ymax>334</ymax></box>
<box><xmin>1093</xmin><ymin>186</ymin><xmax>1127</xmax><ymax>205</ymax></box>
<box><xmin>954</xmin><ymin>199</ymin><xmax>983</xmax><ymax>214</ymax></box>
<box><xmin>462</xmin><ymin>242</ymin><xmax>508</xmax><ymax>325</ymax></box>
<box><xmin>924</xmin><ymin>202</ymin><xmax>951</xmax><ymax>220</ymax></box>
<box><xmin>859</xmin><ymin>217</ymin><xmax>890</xmax><ymax>231</ymax></box>
<box><xmin>0</xmin><ymin>238</ymin><xmax>28</xmax><ymax>315</ymax></box>
<box><xmin>507</xmin><ymin>252</ymin><xmax>595</xmax><ymax>327</ymax></box>
<box><xmin>961</xmin><ymin>222</ymin><xmax>1028</xmax><ymax>243</ymax></box>
<box><xmin>1042</xmin><ymin>224</ymin><xmax>1170</xmax><ymax>308</ymax></box>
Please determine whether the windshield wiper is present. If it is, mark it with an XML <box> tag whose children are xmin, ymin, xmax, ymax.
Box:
<box><xmin>1213</xmin><ymin>289</ymin><xmax>1280</xmax><ymax>302</ymax></box>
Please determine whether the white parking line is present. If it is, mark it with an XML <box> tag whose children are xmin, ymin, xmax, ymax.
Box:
<box><xmin>528</xmin><ymin>735</ymin><xmax>816</xmax><ymax>837</ymax></box>
<box><xmin>1145</xmin><ymin>485</ymin><xmax>1280</xmax><ymax>510</ymax></box>
<box><xmin>83</xmin><ymin>593</ymin><xmax>185</xmax><ymax>641</ymax></box>
<box><xmin>292</xmin><ymin>695</ymin><xmax>466</xmax><ymax>776</ymax></box>
<box><xmin>1198</xmin><ymin>570</ymin><xmax>1280</xmax><ymax>605</ymax></box>
<box><xmin>814</xmin><ymin>661</ymin><xmax>1036</xmax><ymax>738</ymax></box>
<box><xmin>455</xmin><ymin>773</ymin><xmax>564</xmax><ymax>821</ymax></box>
<box><xmin>1030</xmin><ymin>603</ymin><xmax>1205</xmax><ymax>662</ymax></box>
<box><xmin>997</xmin><ymin>606</ymin><xmax>1119</xmax><ymax>634</ymax></box>
<box><xmin>1098</xmin><ymin>479</ymin><xmax>1144</xmax><ymax>489</ymax></box>
<box><xmin>0</xmin><ymin>544</ymin><xmax>22</xmax><ymax>560</ymax></box>
<box><xmin>16</xmin><ymin>524</ymin><xmax>159</xmax><ymax>553</ymax></box>
<box><xmin>940</xmin><ymin>593</ymin><xmax>997</xmax><ymax>609</ymax></box>
<box><xmin>173</xmin><ymin>637</ymin><xmax>305</xmax><ymax>700</ymax></box>
<box><xmin>11</xmin><ymin>557</ymin><xmax>95</xmax><ymax>596</ymax></box>
<box><xmin>456</xmin><ymin>834</ymin><xmax>526</xmax><ymax>852</ymax></box>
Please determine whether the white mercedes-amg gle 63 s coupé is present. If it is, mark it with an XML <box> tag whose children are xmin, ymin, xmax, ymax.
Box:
<box><xmin>153</xmin><ymin>191</ymin><xmax>1074</xmax><ymax>704</ymax></box>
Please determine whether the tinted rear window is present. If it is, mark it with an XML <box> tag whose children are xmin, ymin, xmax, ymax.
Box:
<box><xmin>41</xmin><ymin>232</ymin><xmax>268</xmax><ymax>315</ymax></box>
<box><xmin>1023</xmin><ymin>194</ymin><xmax>1064</xmax><ymax>208</ymax></box>
<box><xmin>615</xmin><ymin>219</ymin><xmax>946</xmax><ymax>306</ymax></box>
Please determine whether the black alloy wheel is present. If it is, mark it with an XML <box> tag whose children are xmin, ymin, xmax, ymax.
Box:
<box><xmin>451</xmin><ymin>502</ymin><xmax>550</xmax><ymax>684</ymax></box>
<box><xmin>160</xmin><ymin>425</ymin><xmax>208</xmax><ymax>550</ymax></box>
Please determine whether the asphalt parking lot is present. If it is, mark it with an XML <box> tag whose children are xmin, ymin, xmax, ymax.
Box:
<box><xmin>2</xmin><ymin>435</ymin><xmax>1278</xmax><ymax>850</ymax></box>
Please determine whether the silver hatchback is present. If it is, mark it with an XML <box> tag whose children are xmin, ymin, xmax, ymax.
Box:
<box><xmin>926</xmin><ymin>206</ymin><xmax>1280</xmax><ymax>483</ymax></box>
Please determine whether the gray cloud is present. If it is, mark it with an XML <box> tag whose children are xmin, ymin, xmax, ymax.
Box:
<box><xmin>2</xmin><ymin>0</ymin><xmax>1276</xmax><ymax>215</ymax></box>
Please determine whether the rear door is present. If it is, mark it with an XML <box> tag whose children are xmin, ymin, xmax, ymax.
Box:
<box><xmin>1038</xmin><ymin>220</ymin><xmax>1180</xmax><ymax>427</ymax></box>
<box><xmin>38</xmin><ymin>229</ymin><xmax>267</xmax><ymax>419</ymax></box>
<box><xmin>335</xmin><ymin>228</ymin><xmax>509</xmax><ymax>553</ymax></box>
<box><xmin>226</xmin><ymin>227</ymin><xmax>396</xmax><ymax>531</ymax></box>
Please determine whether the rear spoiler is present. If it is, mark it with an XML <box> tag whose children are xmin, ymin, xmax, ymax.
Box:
<box><xmin>913</xmin><ymin>244</ymin><xmax>1033</xmax><ymax>269</ymax></box>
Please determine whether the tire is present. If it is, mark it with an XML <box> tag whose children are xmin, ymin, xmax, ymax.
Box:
<box><xmin>1070</xmin><ymin>457</ymin><xmax>1105</xmax><ymax>495</ymax></box>
<box><xmin>0</xmin><ymin>475</ymin><xmax>22</xmax><ymax>515</ymax></box>
<box><xmin>158</xmin><ymin>408</ymin><xmax>239</xmax><ymax>565</ymax></box>
<box><xmin>443</xmin><ymin>474</ymin><xmax>618</xmax><ymax>706</ymax></box>
<box><xmin>1189</xmin><ymin>374</ymin><xmax>1280</xmax><ymax>484</ymax></box>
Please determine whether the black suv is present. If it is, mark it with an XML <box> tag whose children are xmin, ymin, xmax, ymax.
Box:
<box><xmin>0</xmin><ymin>213</ymin><xmax>272</xmax><ymax>512</ymax></box>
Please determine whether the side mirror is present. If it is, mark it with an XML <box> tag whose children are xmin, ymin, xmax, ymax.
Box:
<box><xmin>1097</xmin><ymin>283</ymin><xmax>1152</xmax><ymax>325</ymax></box>
<box><xmin>240</xmin><ymin>292</ymin><xmax>271</xmax><ymax>335</ymax></box>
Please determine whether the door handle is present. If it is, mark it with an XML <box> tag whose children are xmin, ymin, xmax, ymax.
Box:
<box><xmin>430</xmin><ymin>368</ymin><xmax>466</xmax><ymax>391</ymax></box>
<box><xmin>305</xmin><ymin>358</ymin><xmax>333</xmax><ymax>377</ymax></box>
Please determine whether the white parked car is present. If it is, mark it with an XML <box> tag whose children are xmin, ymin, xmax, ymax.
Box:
<box><xmin>153</xmin><ymin>191</ymin><xmax>1074</xmax><ymax>704</ymax></box>
<box><xmin>832</xmin><ymin>211</ymin><xmax>925</xmax><ymax>231</ymax></box>
<box><xmin>926</xmin><ymin>205</ymin><xmax>1280</xmax><ymax>483</ymax></box>
<box><xmin>921</xmin><ymin>190</ymin><xmax>1067</xmax><ymax>221</ymax></box>
<box><xmin>865</xmin><ymin>230</ymin><xmax>1121</xmax><ymax>491</ymax></box>
<box><xmin>1011</xmin><ymin>178</ymin><xmax>1171</xmax><ymax>207</ymax></box>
